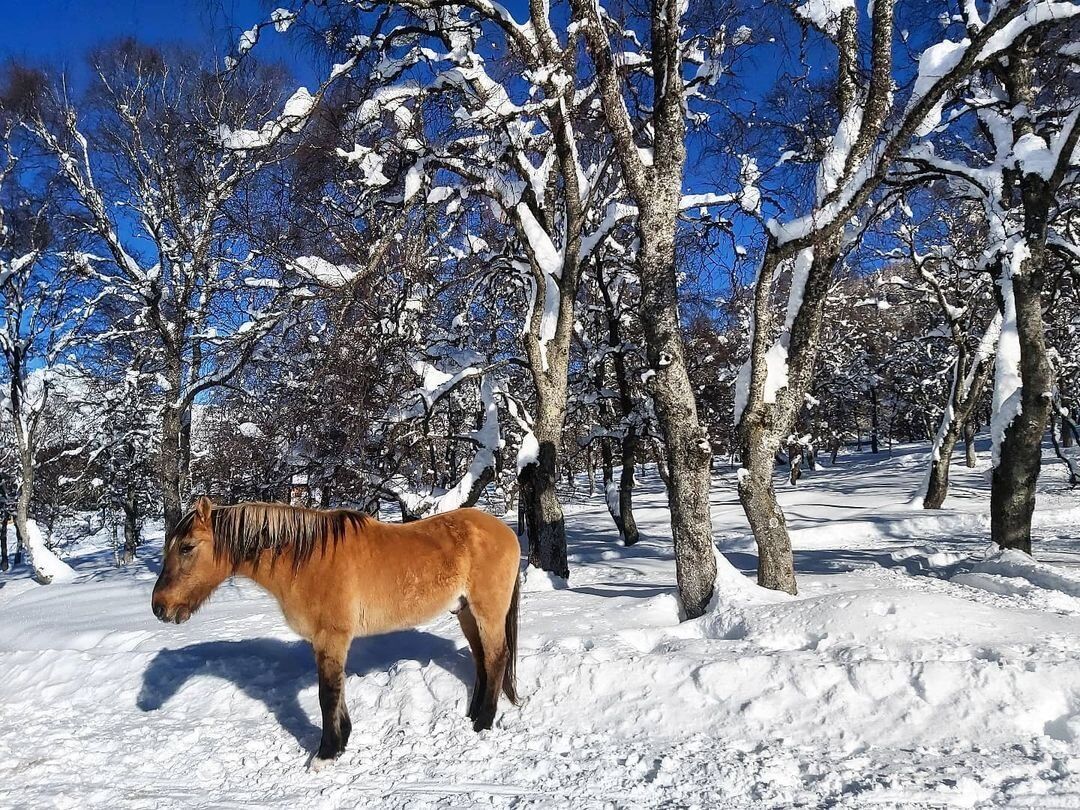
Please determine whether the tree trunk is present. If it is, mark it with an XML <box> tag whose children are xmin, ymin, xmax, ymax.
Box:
<box><xmin>521</xmin><ymin>403</ymin><xmax>568</xmax><ymax>578</ymax></box>
<box><xmin>964</xmin><ymin>421</ymin><xmax>978</xmax><ymax>467</ymax></box>
<box><xmin>160</xmin><ymin>402</ymin><xmax>184</xmax><ymax>539</ymax></box>
<box><xmin>1</xmin><ymin>511</ymin><xmax>9</xmax><ymax>572</ymax></box>
<box><xmin>869</xmin><ymin>386</ymin><xmax>880</xmax><ymax>454</ymax></box>
<box><xmin>618</xmin><ymin>431</ymin><xmax>640</xmax><ymax>546</ymax></box>
<box><xmin>923</xmin><ymin>422</ymin><xmax>961</xmax><ymax>509</ymax></box>
<box><xmin>737</xmin><ymin>427</ymin><xmax>797</xmax><ymax>594</ymax></box>
<box><xmin>636</xmin><ymin>205</ymin><xmax>716</xmax><ymax>617</ymax></box>
<box><xmin>120</xmin><ymin>478</ymin><xmax>140</xmax><ymax>564</ymax></box>
<box><xmin>600</xmin><ymin>436</ymin><xmax>625</xmax><ymax>537</ymax></box>
<box><xmin>991</xmin><ymin>270</ymin><xmax>1052</xmax><ymax>554</ymax></box>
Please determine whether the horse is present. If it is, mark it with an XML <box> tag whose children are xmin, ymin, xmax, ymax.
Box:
<box><xmin>151</xmin><ymin>496</ymin><xmax>521</xmax><ymax>768</ymax></box>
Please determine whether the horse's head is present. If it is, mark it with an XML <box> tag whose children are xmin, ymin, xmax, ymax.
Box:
<box><xmin>152</xmin><ymin>496</ymin><xmax>231</xmax><ymax>624</ymax></box>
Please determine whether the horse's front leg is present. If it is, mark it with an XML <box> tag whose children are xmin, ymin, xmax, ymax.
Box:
<box><xmin>312</xmin><ymin>632</ymin><xmax>352</xmax><ymax>769</ymax></box>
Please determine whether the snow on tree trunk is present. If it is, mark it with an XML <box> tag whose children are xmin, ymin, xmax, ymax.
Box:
<box><xmin>521</xmin><ymin>397</ymin><xmax>570</xmax><ymax>579</ymax></box>
<box><xmin>991</xmin><ymin>254</ymin><xmax>1053</xmax><ymax>555</ymax></box>
<box><xmin>19</xmin><ymin>514</ymin><xmax>75</xmax><ymax>585</ymax></box>
<box><xmin>919</xmin><ymin>314</ymin><xmax>1000</xmax><ymax>509</ymax></box>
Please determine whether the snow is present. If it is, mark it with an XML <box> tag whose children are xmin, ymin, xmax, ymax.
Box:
<box><xmin>4</xmin><ymin>443</ymin><xmax>1080</xmax><ymax>805</ymax></box>
<box><xmin>1014</xmin><ymin>132</ymin><xmax>1056</xmax><ymax>179</ymax></box>
<box><xmin>271</xmin><ymin>8</ymin><xmax>296</xmax><ymax>33</ymax></box>
<box><xmin>217</xmin><ymin>88</ymin><xmax>316</xmax><ymax>150</ymax></box>
<box><xmin>516</xmin><ymin>430</ymin><xmax>539</xmax><ymax>474</ymax></box>
<box><xmin>3</xmin><ymin>444</ymin><xmax>1080</xmax><ymax>805</ymax></box>
<box><xmin>238</xmin><ymin>421</ymin><xmax>263</xmax><ymax>439</ymax></box>
<box><xmin>289</xmin><ymin>256</ymin><xmax>358</xmax><ymax>287</ymax></box>
<box><xmin>281</xmin><ymin>87</ymin><xmax>315</xmax><ymax>120</ymax></box>
<box><xmin>237</xmin><ymin>25</ymin><xmax>259</xmax><ymax>56</ymax></box>
<box><xmin>991</xmin><ymin>270</ymin><xmax>1022</xmax><ymax>467</ymax></box>
<box><xmin>23</xmin><ymin>519</ymin><xmax>77</xmax><ymax>584</ymax></box>
<box><xmin>794</xmin><ymin>0</ymin><xmax>854</xmax><ymax>37</ymax></box>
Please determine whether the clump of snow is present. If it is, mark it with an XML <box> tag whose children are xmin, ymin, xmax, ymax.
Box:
<box><xmin>910</xmin><ymin>38</ymin><xmax>970</xmax><ymax>137</ymax></box>
<box><xmin>288</xmin><ymin>255</ymin><xmax>357</xmax><ymax>287</ymax></box>
<box><xmin>521</xmin><ymin>567</ymin><xmax>569</xmax><ymax>592</ymax></box>
<box><xmin>237</xmin><ymin>26</ymin><xmax>259</xmax><ymax>56</ymax></box>
<box><xmin>24</xmin><ymin>520</ymin><xmax>77</xmax><ymax>584</ymax></box>
<box><xmin>795</xmin><ymin>0</ymin><xmax>854</xmax><ymax>37</ymax></box>
<box><xmin>238</xmin><ymin>422</ymin><xmax>263</xmax><ymax>439</ymax></box>
<box><xmin>270</xmin><ymin>8</ymin><xmax>296</xmax><ymax>33</ymax></box>
<box><xmin>516</xmin><ymin>430</ymin><xmax>539</xmax><ymax>474</ymax></box>
<box><xmin>991</xmin><ymin>271</ymin><xmax>1022</xmax><ymax>467</ymax></box>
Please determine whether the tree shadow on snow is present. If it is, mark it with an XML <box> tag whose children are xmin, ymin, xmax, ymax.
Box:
<box><xmin>137</xmin><ymin>630</ymin><xmax>472</xmax><ymax>752</ymax></box>
<box><xmin>723</xmin><ymin>545</ymin><xmax>980</xmax><ymax>581</ymax></box>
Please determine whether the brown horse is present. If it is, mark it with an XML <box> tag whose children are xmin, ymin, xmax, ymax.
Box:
<box><xmin>151</xmin><ymin>497</ymin><xmax>521</xmax><ymax>768</ymax></box>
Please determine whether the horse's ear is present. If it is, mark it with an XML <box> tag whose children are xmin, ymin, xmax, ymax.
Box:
<box><xmin>194</xmin><ymin>496</ymin><xmax>213</xmax><ymax>528</ymax></box>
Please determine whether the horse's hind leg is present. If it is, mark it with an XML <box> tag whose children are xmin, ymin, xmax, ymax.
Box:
<box><xmin>456</xmin><ymin>606</ymin><xmax>486</xmax><ymax>722</ymax></box>
<box><xmin>312</xmin><ymin>631</ymin><xmax>352</xmax><ymax>768</ymax></box>
<box><xmin>468</xmin><ymin>602</ymin><xmax>509</xmax><ymax>732</ymax></box>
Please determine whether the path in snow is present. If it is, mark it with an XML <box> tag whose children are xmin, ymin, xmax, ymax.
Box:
<box><xmin>1</xmin><ymin>441</ymin><xmax>1078</xmax><ymax>808</ymax></box>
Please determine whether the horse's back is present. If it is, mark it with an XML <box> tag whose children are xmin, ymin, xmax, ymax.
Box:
<box><xmin>392</xmin><ymin>507</ymin><xmax>521</xmax><ymax>580</ymax></box>
<box><xmin>348</xmin><ymin>508</ymin><xmax>519</xmax><ymax>632</ymax></box>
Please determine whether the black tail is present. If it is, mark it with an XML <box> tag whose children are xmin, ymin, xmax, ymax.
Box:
<box><xmin>502</xmin><ymin>574</ymin><xmax>520</xmax><ymax>704</ymax></box>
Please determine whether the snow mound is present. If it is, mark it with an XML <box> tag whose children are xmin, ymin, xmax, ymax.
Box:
<box><xmin>953</xmin><ymin>549</ymin><xmax>1080</xmax><ymax>601</ymax></box>
<box><xmin>521</xmin><ymin>568</ymin><xmax>569</xmax><ymax>592</ymax></box>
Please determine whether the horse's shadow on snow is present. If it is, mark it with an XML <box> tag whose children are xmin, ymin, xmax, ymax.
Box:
<box><xmin>137</xmin><ymin>631</ymin><xmax>472</xmax><ymax>752</ymax></box>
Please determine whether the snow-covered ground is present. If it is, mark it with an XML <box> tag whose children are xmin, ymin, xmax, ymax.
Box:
<box><xmin>1</xmin><ymin>441</ymin><xmax>1079</xmax><ymax>808</ymax></box>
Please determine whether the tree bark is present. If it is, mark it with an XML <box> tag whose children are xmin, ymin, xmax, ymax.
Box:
<box><xmin>572</xmin><ymin>0</ymin><xmax>716</xmax><ymax>616</ymax></box>
<box><xmin>991</xmin><ymin>269</ymin><xmax>1052</xmax><ymax>554</ymax></box>
<box><xmin>637</xmin><ymin>204</ymin><xmax>716</xmax><ymax>616</ymax></box>
<box><xmin>738</xmin><ymin>427</ymin><xmax>797</xmax><ymax>594</ymax></box>
<box><xmin>964</xmin><ymin>421</ymin><xmax>978</xmax><ymax>467</ymax></box>
<box><xmin>924</xmin><ymin>422</ymin><xmax>961</xmax><ymax>509</ymax></box>
<box><xmin>120</xmin><ymin>479</ymin><xmax>140</xmax><ymax>564</ymax></box>
<box><xmin>618</xmin><ymin>431</ymin><xmax>640</xmax><ymax>546</ymax></box>
<box><xmin>1</xmin><ymin>511</ymin><xmax>9</xmax><ymax>572</ymax></box>
<box><xmin>521</xmin><ymin>401</ymin><xmax>569</xmax><ymax>578</ymax></box>
<box><xmin>990</xmin><ymin>43</ymin><xmax>1061</xmax><ymax>555</ymax></box>
<box><xmin>160</xmin><ymin>402</ymin><xmax>183</xmax><ymax>539</ymax></box>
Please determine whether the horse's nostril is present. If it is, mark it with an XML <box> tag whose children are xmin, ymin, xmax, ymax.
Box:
<box><xmin>153</xmin><ymin>601</ymin><xmax>166</xmax><ymax>621</ymax></box>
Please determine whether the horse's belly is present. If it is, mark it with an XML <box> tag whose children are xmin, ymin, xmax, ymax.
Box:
<box><xmin>357</xmin><ymin>590</ymin><xmax>463</xmax><ymax>635</ymax></box>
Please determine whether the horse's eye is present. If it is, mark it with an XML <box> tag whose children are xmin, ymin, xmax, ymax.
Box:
<box><xmin>179</xmin><ymin>543</ymin><xmax>196</xmax><ymax>556</ymax></box>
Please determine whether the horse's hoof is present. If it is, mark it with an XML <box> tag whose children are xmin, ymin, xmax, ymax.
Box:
<box><xmin>472</xmin><ymin>715</ymin><xmax>494</xmax><ymax>733</ymax></box>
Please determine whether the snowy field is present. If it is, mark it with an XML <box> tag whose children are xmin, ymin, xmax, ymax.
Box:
<box><xmin>1</xmin><ymin>441</ymin><xmax>1079</xmax><ymax>808</ymax></box>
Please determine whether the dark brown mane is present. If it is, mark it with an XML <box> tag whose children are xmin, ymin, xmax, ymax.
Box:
<box><xmin>173</xmin><ymin>502</ymin><xmax>368</xmax><ymax>570</ymax></box>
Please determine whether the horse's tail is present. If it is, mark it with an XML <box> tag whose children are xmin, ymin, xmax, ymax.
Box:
<box><xmin>502</xmin><ymin>573</ymin><xmax>520</xmax><ymax>705</ymax></box>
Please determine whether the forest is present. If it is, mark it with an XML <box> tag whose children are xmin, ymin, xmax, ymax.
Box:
<box><xmin>1</xmin><ymin>0</ymin><xmax>1079</xmax><ymax>804</ymax></box>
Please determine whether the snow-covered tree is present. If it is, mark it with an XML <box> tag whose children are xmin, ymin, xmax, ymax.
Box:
<box><xmin>23</xmin><ymin>45</ymin><xmax>313</xmax><ymax>535</ymax></box>
<box><xmin>735</xmin><ymin>0</ymin><xmax>1079</xmax><ymax>592</ymax></box>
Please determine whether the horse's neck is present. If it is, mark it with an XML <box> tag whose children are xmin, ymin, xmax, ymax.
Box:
<box><xmin>234</xmin><ymin>550</ymin><xmax>300</xmax><ymax>600</ymax></box>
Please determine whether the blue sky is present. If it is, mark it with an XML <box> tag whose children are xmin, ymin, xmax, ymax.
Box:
<box><xmin>0</xmin><ymin>0</ymin><xmax>310</xmax><ymax>82</ymax></box>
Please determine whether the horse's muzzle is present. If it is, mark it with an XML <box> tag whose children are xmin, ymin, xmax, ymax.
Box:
<box><xmin>152</xmin><ymin>599</ymin><xmax>190</xmax><ymax>624</ymax></box>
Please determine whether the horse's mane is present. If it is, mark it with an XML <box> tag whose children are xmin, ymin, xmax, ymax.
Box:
<box><xmin>174</xmin><ymin>502</ymin><xmax>368</xmax><ymax>570</ymax></box>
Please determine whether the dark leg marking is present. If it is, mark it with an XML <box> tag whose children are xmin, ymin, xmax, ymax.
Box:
<box><xmin>315</xmin><ymin>647</ymin><xmax>350</xmax><ymax>760</ymax></box>
<box><xmin>457</xmin><ymin>606</ymin><xmax>486</xmax><ymax>722</ymax></box>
